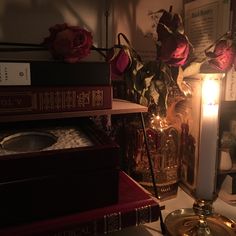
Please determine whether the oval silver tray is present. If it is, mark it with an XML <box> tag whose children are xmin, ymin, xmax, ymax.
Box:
<box><xmin>0</xmin><ymin>131</ymin><xmax>57</xmax><ymax>152</ymax></box>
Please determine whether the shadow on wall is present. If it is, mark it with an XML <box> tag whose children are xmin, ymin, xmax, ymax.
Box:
<box><xmin>110</xmin><ymin>0</ymin><xmax>183</xmax><ymax>60</ymax></box>
<box><xmin>111</xmin><ymin>0</ymin><xmax>140</xmax><ymax>46</ymax></box>
<box><xmin>0</xmin><ymin>0</ymin><xmax>105</xmax><ymax>45</ymax></box>
<box><xmin>110</xmin><ymin>0</ymin><xmax>158</xmax><ymax>61</ymax></box>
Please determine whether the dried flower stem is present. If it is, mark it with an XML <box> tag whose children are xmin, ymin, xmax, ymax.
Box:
<box><xmin>0</xmin><ymin>42</ymin><xmax>110</xmax><ymax>59</ymax></box>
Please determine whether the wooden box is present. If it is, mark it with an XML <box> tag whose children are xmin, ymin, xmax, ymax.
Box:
<box><xmin>0</xmin><ymin>118</ymin><xmax>120</xmax><ymax>228</ymax></box>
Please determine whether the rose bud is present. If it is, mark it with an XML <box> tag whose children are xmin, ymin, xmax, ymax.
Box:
<box><xmin>158</xmin><ymin>10</ymin><xmax>172</xmax><ymax>29</ymax></box>
<box><xmin>157</xmin><ymin>32</ymin><xmax>190</xmax><ymax>67</ymax></box>
<box><xmin>157</xmin><ymin>10</ymin><xmax>183</xmax><ymax>41</ymax></box>
<box><xmin>43</xmin><ymin>23</ymin><xmax>93</xmax><ymax>63</ymax></box>
<box><xmin>157</xmin><ymin>23</ymin><xmax>172</xmax><ymax>43</ymax></box>
<box><xmin>206</xmin><ymin>39</ymin><xmax>235</xmax><ymax>71</ymax></box>
<box><xmin>107</xmin><ymin>47</ymin><xmax>131</xmax><ymax>77</ymax></box>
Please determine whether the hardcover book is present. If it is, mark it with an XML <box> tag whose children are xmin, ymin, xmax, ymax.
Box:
<box><xmin>0</xmin><ymin>85</ymin><xmax>112</xmax><ymax>115</ymax></box>
<box><xmin>0</xmin><ymin>171</ymin><xmax>160</xmax><ymax>236</ymax></box>
<box><xmin>0</xmin><ymin>61</ymin><xmax>111</xmax><ymax>86</ymax></box>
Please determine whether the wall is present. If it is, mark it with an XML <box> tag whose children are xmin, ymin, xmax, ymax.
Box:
<box><xmin>0</xmin><ymin>0</ymin><xmax>183</xmax><ymax>60</ymax></box>
<box><xmin>110</xmin><ymin>0</ymin><xmax>183</xmax><ymax>60</ymax></box>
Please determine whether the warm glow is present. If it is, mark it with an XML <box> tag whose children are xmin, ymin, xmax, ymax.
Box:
<box><xmin>150</xmin><ymin>114</ymin><xmax>168</xmax><ymax>131</ymax></box>
<box><xmin>202</xmin><ymin>76</ymin><xmax>220</xmax><ymax>106</ymax></box>
<box><xmin>202</xmin><ymin>75</ymin><xmax>220</xmax><ymax>117</ymax></box>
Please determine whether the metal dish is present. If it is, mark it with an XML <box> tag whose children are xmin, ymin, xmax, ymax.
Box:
<box><xmin>165</xmin><ymin>208</ymin><xmax>236</xmax><ymax>236</ymax></box>
<box><xmin>0</xmin><ymin>131</ymin><xmax>57</xmax><ymax>152</ymax></box>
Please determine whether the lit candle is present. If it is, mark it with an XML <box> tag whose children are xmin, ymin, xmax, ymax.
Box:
<box><xmin>196</xmin><ymin>75</ymin><xmax>221</xmax><ymax>200</ymax></box>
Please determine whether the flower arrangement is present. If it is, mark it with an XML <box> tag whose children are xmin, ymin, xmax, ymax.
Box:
<box><xmin>110</xmin><ymin>6</ymin><xmax>236</xmax><ymax>129</ymax></box>
<box><xmin>109</xmin><ymin>7</ymin><xmax>193</xmax><ymax>124</ymax></box>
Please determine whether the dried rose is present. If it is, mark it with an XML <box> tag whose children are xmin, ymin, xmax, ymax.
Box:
<box><xmin>43</xmin><ymin>23</ymin><xmax>93</xmax><ymax>63</ymax></box>
<box><xmin>157</xmin><ymin>31</ymin><xmax>190</xmax><ymax>67</ymax></box>
<box><xmin>156</xmin><ymin>8</ymin><xmax>189</xmax><ymax>67</ymax></box>
<box><xmin>157</xmin><ymin>10</ymin><xmax>183</xmax><ymax>42</ymax></box>
<box><xmin>206</xmin><ymin>39</ymin><xmax>235</xmax><ymax>71</ymax></box>
<box><xmin>107</xmin><ymin>47</ymin><xmax>131</xmax><ymax>77</ymax></box>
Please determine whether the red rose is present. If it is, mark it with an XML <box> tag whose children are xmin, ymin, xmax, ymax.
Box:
<box><xmin>156</xmin><ymin>9</ymin><xmax>189</xmax><ymax>67</ymax></box>
<box><xmin>107</xmin><ymin>47</ymin><xmax>131</xmax><ymax>78</ymax></box>
<box><xmin>157</xmin><ymin>31</ymin><xmax>190</xmax><ymax>67</ymax></box>
<box><xmin>43</xmin><ymin>23</ymin><xmax>93</xmax><ymax>63</ymax></box>
<box><xmin>206</xmin><ymin>39</ymin><xmax>235</xmax><ymax>71</ymax></box>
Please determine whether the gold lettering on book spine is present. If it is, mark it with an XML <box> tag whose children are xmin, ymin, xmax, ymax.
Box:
<box><xmin>39</xmin><ymin>90</ymin><xmax>78</xmax><ymax>111</ymax></box>
<box><xmin>92</xmin><ymin>90</ymin><xmax>103</xmax><ymax>107</ymax></box>
<box><xmin>0</xmin><ymin>91</ymin><xmax>37</xmax><ymax>112</ymax></box>
<box><xmin>64</xmin><ymin>90</ymin><xmax>76</xmax><ymax>109</ymax></box>
<box><xmin>4</xmin><ymin>88</ymin><xmax>108</xmax><ymax>112</ymax></box>
<box><xmin>135</xmin><ymin>205</ymin><xmax>152</xmax><ymax>225</ymax></box>
<box><xmin>54</xmin><ymin>91</ymin><xmax>61</xmax><ymax>110</ymax></box>
<box><xmin>53</xmin><ymin>222</ymin><xmax>97</xmax><ymax>236</ymax></box>
<box><xmin>77</xmin><ymin>91</ymin><xmax>90</xmax><ymax>107</ymax></box>
<box><xmin>104</xmin><ymin>212</ymin><xmax>121</xmax><ymax>234</ymax></box>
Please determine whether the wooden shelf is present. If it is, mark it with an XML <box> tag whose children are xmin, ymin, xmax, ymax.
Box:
<box><xmin>0</xmin><ymin>99</ymin><xmax>148</xmax><ymax>123</ymax></box>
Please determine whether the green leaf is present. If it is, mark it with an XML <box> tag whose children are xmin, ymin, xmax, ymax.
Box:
<box><xmin>149</xmin><ymin>82</ymin><xmax>160</xmax><ymax>104</ymax></box>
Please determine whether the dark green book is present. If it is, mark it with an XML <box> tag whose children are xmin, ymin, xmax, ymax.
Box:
<box><xmin>0</xmin><ymin>61</ymin><xmax>111</xmax><ymax>86</ymax></box>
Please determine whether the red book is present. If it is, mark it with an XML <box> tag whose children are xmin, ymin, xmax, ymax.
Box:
<box><xmin>0</xmin><ymin>85</ymin><xmax>112</xmax><ymax>115</ymax></box>
<box><xmin>0</xmin><ymin>171</ymin><xmax>160</xmax><ymax>236</ymax></box>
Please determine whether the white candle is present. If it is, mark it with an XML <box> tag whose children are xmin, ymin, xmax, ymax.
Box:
<box><xmin>196</xmin><ymin>77</ymin><xmax>220</xmax><ymax>200</ymax></box>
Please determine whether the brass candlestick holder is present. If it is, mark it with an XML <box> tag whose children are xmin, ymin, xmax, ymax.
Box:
<box><xmin>165</xmin><ymin>199</ymin><xmax>236</xmax><ymax>236</ymax></box>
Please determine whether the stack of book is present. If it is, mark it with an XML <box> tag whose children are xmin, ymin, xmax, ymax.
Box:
<box><xmin>0</xmin><ymin>60</ymin><xmax>112</xmax><ymax>117</ymax></box>
<box><xmin>0</xmin><ymin>171</ymin><xmax>160</xmax><ymax>236</ymax></box>
<box><xmin>0</xmin><ymin>60</ymin><xmax>161</xmax><ymax>235</ymax></box>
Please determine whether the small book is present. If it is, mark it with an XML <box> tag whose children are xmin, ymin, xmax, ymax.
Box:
<box><xmin>0</xmin><ymin>85</ymin><xmax>112</xmax><ymax>115</ymax></box>
<box><xmin>0</xmin><ymin>61</ymin><xmax>111</xmax><ymax>86</ymax></box>
<box><xmin>0</xmin><ymin>171</ymin><xmax>160</xmax><ymax>236</ymax></box>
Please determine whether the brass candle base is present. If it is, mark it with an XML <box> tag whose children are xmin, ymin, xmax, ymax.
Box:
<box><xmin>165</xmin><ymin>200</ymin><xmax>236</xmax><ymax>236</ymax></box>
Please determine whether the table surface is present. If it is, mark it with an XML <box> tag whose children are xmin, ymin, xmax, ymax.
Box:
<box><xmin>101</xmin><ymin>187</ymin><xmax>236</xmax><ymax>236</ymax></box>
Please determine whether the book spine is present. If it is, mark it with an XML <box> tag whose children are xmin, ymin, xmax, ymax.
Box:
<box><xmin>49</xmin><ymin>204</ymin><xmax>159</xmax><ymax>236</ymax></box>
<box><xmin>0</xmin><ymin>86</ymin><xmax>112</xmax><ymax>114</ymax></box>
<box><xmin>0</xmin><ymin>203</ymin><xmax>160</xmax><ymax>236</ymax></box>
<box><xmin>0</xmin><ymin>61</ymin><xmax>111</xmax><ymax>86</ymax></box>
